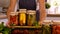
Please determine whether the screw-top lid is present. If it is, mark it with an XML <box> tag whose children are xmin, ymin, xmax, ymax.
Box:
<box><xmin>10</xmin><ymin>12</ymin><xmax>18</xmax><ymax>16</ymax></box>
<box><xmin>19</xmin><ymin>9</ymin><xmax>26</xmax><ymax>13</ymax></box>
<box><xmin>27</xmin><ymin>10</ymin><xmax>36</xmax><ymax>14</ymax></box>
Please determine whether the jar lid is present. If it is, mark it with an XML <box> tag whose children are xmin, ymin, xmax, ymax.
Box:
<box><xmin>43</xmin><ymin>20</ymin><xmax>52</xmax><ymax>22</ymax></box>
<box><xmin>43</xmin><ymin>20</ymin><xmax>52</xmax><ymax>25</ymax></box>
<box><xmin>19</xmin><ymin>9</ymin><xmax>26</xmax><ymax>13</ymax></box>
<box><xmin>10</xmin><ymin>12</ymin><xmax>18</xmax><ymax>16</ymax></box>
<box><xmin>53</xmin><ymin>20</ymin><xmax>60</xmax><ymax>22</ymax></box>
<box><xmin>27</xmin><ymin>10</ymin><xmax>36</xmax><ymax>14</ymax></box>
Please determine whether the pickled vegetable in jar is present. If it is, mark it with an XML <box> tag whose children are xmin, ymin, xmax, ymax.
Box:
<box><xmin>19</xmin><ymin>9</ymin><xmax>26</xmax><ymax>26</ymax></box>
<box><xmin>10</xmin><ymin>12</ymin><xmax>18</xmax><ymax>26</ymax></box>
<box><xmin>27</xmin><ymin>10</ymin><xmax>36</xmax><ymax>26</ymax></box>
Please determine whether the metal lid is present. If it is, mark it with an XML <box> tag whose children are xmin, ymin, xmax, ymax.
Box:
<box><xmin>19</xmin><ymin>9</ymin><xmax>26</xmax><ymax>13</ymax></box>
<box><xmin>27</xmin><ymin>10</ymin><xmax>36</xmax><ymax>14</ymax></box>
<box><xmin>10</xmin><ymin>12</ymin><xmax>18</xmax><ymax>16</ymax></box>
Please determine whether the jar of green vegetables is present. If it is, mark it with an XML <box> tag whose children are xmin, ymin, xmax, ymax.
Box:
<box><xmin>27</xmin><ymin>10</ymin><xmax>36</xmax><ymax>26</ymax></box>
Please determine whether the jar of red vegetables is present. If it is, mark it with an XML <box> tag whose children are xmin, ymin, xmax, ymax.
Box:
<box><xmin>19</xmin><ymin>9</ymin><xmax>26</xmax><ymax>26</ymax></box>
<box><xmin>27</xmin><ymin>10</ymin><xmax>36</xmax><ymax>26</ymax></box>
<box><xmin>10</xmin><ymin>12</ymin><xmax>18</xmax><ymax>26</ymax></box>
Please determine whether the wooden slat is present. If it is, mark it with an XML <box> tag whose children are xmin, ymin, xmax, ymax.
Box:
<box><xmin>11</xmin><ymin>26</ymin><xmax>42</xmax><ymax>28</ymax></box>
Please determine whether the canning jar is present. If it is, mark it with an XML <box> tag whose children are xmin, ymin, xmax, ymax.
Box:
<box><xmin>27</xmin><ymin>10</ymin><xmax>36</xmax><ymax>26</ymax></box>
<box><xmin>19</xmin><ymin>9</ymin><xmax>26</xmax><ymax>26</ymax></box>
<box><xmin>10</xmin><ymin>12</ymin><xmax>18</xmax><ymax>26</ymax></box>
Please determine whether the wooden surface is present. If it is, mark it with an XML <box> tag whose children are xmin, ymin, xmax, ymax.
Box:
<box><xmin>11</xmin><ymin>26</ymin><xmax>42</xmax><ymax>28</ymax></box>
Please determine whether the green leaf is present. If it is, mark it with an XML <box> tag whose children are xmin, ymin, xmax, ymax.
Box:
<box><xmin>0</xmin><ymin>22</ymin><xmax>4</xmax><ymax>31</ymax></box>
<box><xmin>3</xmin><ymin>27</ymin><xmax>12</xmax><ymax>34</ymax></box>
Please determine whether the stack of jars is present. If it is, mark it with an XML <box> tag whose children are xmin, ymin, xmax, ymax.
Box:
<box><xmin>10</xmin><ymin>9</ymin><xmax>36</xmax><ymax>26</ymax></box>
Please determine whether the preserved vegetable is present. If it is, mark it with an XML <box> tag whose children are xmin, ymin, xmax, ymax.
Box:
<box><xmin>27</xmin><ymin>10</ymin><xmax>36</xmax><ymax>26</ymax></box>
<box><xmin>19</xmin><ymin>9</ymin><xmax>26</xmax><ymax>26</ymax></box>
<box><xmin>10</xmin><ymin>12</ymin><xmax>18</xmax><ymax>26</ymax></box>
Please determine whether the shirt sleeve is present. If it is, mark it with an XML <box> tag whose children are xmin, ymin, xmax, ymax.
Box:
<box><xmin>14</xmin><ymin>0</ymin><xmax>19</xmax><ymax>12</ymax></box>
<box><xmin>36</xmin><ymin>0</ymin><xmax>39</xmax><ymax>10</ymax></box>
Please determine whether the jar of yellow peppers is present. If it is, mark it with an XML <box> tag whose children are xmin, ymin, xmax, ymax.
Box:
<box><xmin>19</xmin><ymin>9</ymin><xmax>26</xmax><ymax>26</ymax></box>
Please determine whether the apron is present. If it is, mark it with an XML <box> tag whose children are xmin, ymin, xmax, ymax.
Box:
<box><xmin>19</xmin><ymin>0</ymin><xmax>39</xmax><ymax>21</ymax></box>
<box><xmin>19</xmin><ymin>0</ymin><xmax>36</xmax><ymax>10</ymax></box>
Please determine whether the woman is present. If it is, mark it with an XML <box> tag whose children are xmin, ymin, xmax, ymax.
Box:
<box><xmin>7</xmin><ymin>0</ymin><xmax>46</xmax><ymax>26</ymax></box>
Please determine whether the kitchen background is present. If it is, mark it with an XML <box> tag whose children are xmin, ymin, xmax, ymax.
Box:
<box><xmin>0</xmin><ymin>0</ymin><xmax>60</xmax><ymax>24</ymax></box>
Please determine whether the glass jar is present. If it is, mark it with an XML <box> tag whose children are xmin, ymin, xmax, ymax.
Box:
<box><xmin>27</xmin><ymin>10</ymin><xmax>36</xmax><ymax>26</ymax></box>
<box><xmin>10</xmin><ymin>12</ymin><xmax>18</xmax><ymax>26</ymax></box>
<box><xmin>19</xmin><ymin>9</ymin><xmax>26</xmax><ymax>26</ymax></box>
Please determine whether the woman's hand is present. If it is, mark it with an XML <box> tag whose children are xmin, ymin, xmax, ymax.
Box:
<box><xmin>6</xmin><ymin>22</ymin><xmax>12</xmax><ymax>28</ymax></box>
<box><xmin>7</xmin><ymin>0</ymin><xmax>17</xmax><ymax>23</ymax></box>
